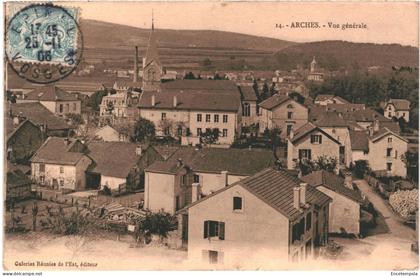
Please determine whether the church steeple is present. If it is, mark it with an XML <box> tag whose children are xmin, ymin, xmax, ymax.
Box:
<box><xmin>142</xmin><ymin>13</ymin><xmax>162</xmax><ymax>91</ymax></box>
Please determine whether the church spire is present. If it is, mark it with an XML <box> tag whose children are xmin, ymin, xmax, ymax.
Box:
<box><xmin>152</xmin><ymin>9</ymin><xmax>154</xmax><ymax>31</ymax></box>
<box><xmin>142</xmin><ymin>11</ymin><xmax>162</xmax><ymax>91</ymax></box>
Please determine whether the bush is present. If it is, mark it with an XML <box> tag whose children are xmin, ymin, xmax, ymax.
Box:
<box><xmin>353</xmin><ymin>160</ymin><xmax>369</xmax><ymax>179</ymax></box>
<box><xmin>389</xmin><ymin>189</ymin><xmax>418</xmax><ymax>218</ymax></box>
<box><xmin>136</xmin><ymin>210</ymin><xmax>177</xmax><ymax>239</ymax></box>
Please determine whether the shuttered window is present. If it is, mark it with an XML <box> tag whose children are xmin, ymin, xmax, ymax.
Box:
<box><xmin>310</xmin><ymin>135</ymin><xmax>322</xmax><ymax>144</ymax></box>
<box><xmin>203</xmin><ymin>220</ymin><xmax>225</xmax><ymax>240</ymax></box>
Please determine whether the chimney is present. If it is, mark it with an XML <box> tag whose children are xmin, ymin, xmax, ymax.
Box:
<box><xmin>64</xmin><ymin>137</ymin><xmax>70</xmax><ymax>145</ymax></box>
<box><xmin>151</xmin><ymin>95</ymin><xmax>155</xmax><ymax>106</ymax></box>
<box><xmin>299</xmin><ymin>183</ymin><xmax>307</xmax><ymax>206</ymax></box>
<box><xmin>177</xmin><ymin>158</ymin><xmax>183</xmax><ymax>167</ymax></box>
<box><xmin>289</xmin><ymin>128</ymin><xmax>294</xmax><ymax>139</ymax></box>
<box><xmin>191</xmin><ymin>182</ymin><xmax>200</xmax><ymax>203</ymax></box>
<box><xmin>221</xmin><ymin>171</ymin><xmax>228</xmax><ymax>187</ymax></box>
<box><xmin>368</xmin><ymin>126</ymin><xmax>374</xmax><ymax>137</ymax></box>
<box><xmin>293</xmin><ymin>187</ymin><xmax>300</xmax><ymax>209</ymax></box>
<box><xmin>344</xmin><ymin>172</ymin><xmax>353</xmax><ymax>190</ymax></box>
<box><xmin>134</xmin><ymin>46</ymin><xmax>139</xmax><ymax>82</ymax></box>
<box><xmin>373</xmin><ymin>119</ymin><xmax>379</xmax><ymax>132</ymax></box>
<box><xmin>173</xmin><ymin>95</ymin><xmax>177</xmax><ymax>107</ymax></box>
<box><xmin>135</xmin><ymin>145</ymin><xmax>142</xmax><ymax>156</ymax></box>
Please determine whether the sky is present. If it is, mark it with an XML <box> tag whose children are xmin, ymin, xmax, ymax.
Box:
<box><xmin>7</xmin><ymin>1</ymin><xmax>420</xmax><ymax>47</ymax></box>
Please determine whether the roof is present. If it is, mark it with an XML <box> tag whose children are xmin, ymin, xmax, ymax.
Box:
<box><xmin>6</xmin><ymin>119</ymin><xmax>40</xmax><ymax>141</ymax></box>
<box><xmin>349</xmin><ymin>130</ymin><xmax>369</xmax><ymax>151</ymax></box>
<box><xmin>185</xmin><ymin>168</ymin><xmax>331</xmax><ymax>221</ymax></box>
<box><xmin>139</xmin><ymin>80</ymin><xmax>241</xmax><ymax>112</ymax></box>
<box><xmin>259</xmin><ymin>94</ymin><xmax>291</xmax><ymax>110</ymax></box>
<box><xmin>114</xmin><ymin>80</ymin><xmax>143</xmax><ymax>88</ymax></box>
<box><xmin>301</xmin><ymin>170</ymin><xmax>364</xmax><ymax>204</ymax></box>
<box><xmin>326</xmin><ymin>103</ymin><xmax>366</xmax><ymax>113</ymax></box>
<box><xmin>153</xmin><ymin>146</ymin><xmax>179</xmax><ymax>161</ymax></box>
<box><xmin>291</xmin><ymin>123</ymin><xmax>340</xmax><ymax>144</ymax></box>
<box><xmin>9</xmin><ymin>103</ymin><xmax>72</xmax><ymax>130</ymax></box>
<box><xmin>31</xmin><ymin>137</ymin><xmax>85</xmax><ymax>165</ymax></box>
<box><xmin>87</xmin><ymin>142</ymin><xmax>143</xmax><ymax>178</ymax></box>
<box><xmin>386</xmin><ymin>99</ymin><xmax>410</xmax><ymax>110</ymax></box>
<box><xmin>314</xmin><ymin>94</ymin><xmax>350</xmax><ymax>104</ymax></box>
<box><xmin>312</xmin><ymin>112</ymin><xmax>349</xmax><ymax>127</ymax></box>
<box><xmin>144</xmin><ymin>27</ymin><xmax>161</xmax><ymax>68</ymax></box>
<box><xmin>340</xmin><ymin>108</ymin><xmax>390</xmax><ymax>123</ymax></box>
<box><xmin>146</xmin><ymin>147</ymin><xmax>276</xmax><ymax>176</ymax></box>
<box><xmin>7</xmin><ymin>170</ymin><xmax>32</xmax><ymax>188</ymax></box>
<box><xmin>371</xmin><ymin>127</ymin><xmax>408</xmax><ymax>143</ymax></box>
<box><xmin>24</xmin><ymin>86</ymin><xmax>79</xmax><ymax>101</ymax></box>
<box><xmin>238</xmin><ymin>86</ymin><xmax>258</xmax><ymax>101</ymax></box>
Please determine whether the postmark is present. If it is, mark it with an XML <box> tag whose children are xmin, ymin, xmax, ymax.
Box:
<box><xmin>5</xmin><ymin>3</ymin><xmax>83</xmax><ymax>84</ymax></box>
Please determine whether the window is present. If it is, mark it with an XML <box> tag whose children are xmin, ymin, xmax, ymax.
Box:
<box><xmin>203</xmin><ymin>221</ymin><xmax>225</xmax><ymax>240</ymax></box>
<box><xmin>388</xmin><ymin>137</ymin><xmax>392</xmax><ymax>143</ymax></box>
<box><xmin>387</xmin><ymin>162</ymin><xmax>392</xmax><ymax>171</ymax></box>
<box><xmin>306</xmin><ymin>212</ymin><xmax>312</xmax><ymax>232</ymax></box>
<box><xmin>310</xmin><ymin>135</ymin><xmax>322</xmax><ymax>144</ymax></box>
<box><xmin>287</xmin><ymin>125</ymin><xmax>293</xmax><ymax>136</ymax></box>
<box><xmin>242</xmin><ymin>103</ymin><xmax>251</xmax><ymax>117</ymax></box>
<box><xmin>206</xmin><ymin>114</ymin><xmax>211</xmax><ymax>122</ymax></box>
<box><xmin>39</xmin><ymin>164</ymin><xmax>45</xmax><ymax>173</ymax></box>
<box><xmin>222</xmin><ymin>129</ymin><xmax>228</xmax><ymax>137</ymax></box>
<box><xmin>73</xmin><ymin>103</ymin><xmax>77</xmax><ymax>111</ymax></box>
<box><xmin>287</xmin><ymin>111</ymin><xmax>293</xmax><ymax>119</ymax></box>
<box><xmin>161</xmin><ymin>113</ymin><xmax>166</xmax><ymax>120</ymax></box>
<box><xmin>395</xmin><ymin>150</ymin><xmax>398</xmax><ymax>159</ymax></box>
<box><xmin>193</xmin><ymin>174</ymin><xmax>200</xmax><ymax>183</ymax></box>
<box><xmin>197</xmin><ymin>114</ymin><xmax>202</xmax><ymax>122</ymax></box>
<box><xmin>233</xmin><ymin>197</ymin><xmax>242</xmax><ymax>211</ymax></box>
<box><xmin>299</xmin><ymin>149</ymin><xmax>312</xmax><ymax>160</ymax></box>
<box><xmin>197</xmin><ymin>128</ymin><xmax>202</xmax><ymax>136</ymax></box>
<box><xmin>403</xmin><ymin>112</ymin><xmax>406</xmax><ymax>118</ymax></box>
<box><xmin>386</xmin><ymin>148</ymin><xmax>392</xmax><ymax>157</ymax></box>
<box><xmin>176</xmin><ymin>196</ymin><xmax>180</xmax><ymax>211</ymax></box>
<box><xmin>332</xmin><ymin>128</ymin><xmax>336</xmax><ymax>134</ymax></box>
<box><xmin>164</xmin><ymin>127</ymin><xmax>171</xmax><ymax>136</ymax></box>
<box><xmin>388</xmin><ymin>112</ymin><xmax>392</xmax><ymax>117</ymax></box>
<box><xmin>66</xmin><ymin>104</ymin><xmax>69</xmax><ymax>112</ymax></box>
<box><xmin>59</xmin><ymin>179</ymin><xmax>64</xmax><ymax>187</ymax></box>
<box><xmin>214</xmin><ymin>114</ymin><xmax>219</xmax><ymax>122</ymax></box>
<box><xmin>39</xmin><ymin>175</ymin><xmax>45</xmax><ymax>184</ymax></box>
<box><xmin>223</xmin><ymin>115</ymin><xmax>228</xmax><ymax>123</ymax></box>
<box><xmin>60</xmin><ymin>167</ymin><xmax>64</xmax><ymax>174</ymax></box>
<box><xmin>177</xmin><ymin>126</ymin><xmax>183</xmax><ymax>136</ymax></box>
<box><xmin>59</xmin><ymin>104</ymin><xmax>63</xmax><ymax>113</ymax></box>
<box><xmin>292</xmin><ymin>217</ymin><xmax>305</xmax><ymax>242</ymax></box>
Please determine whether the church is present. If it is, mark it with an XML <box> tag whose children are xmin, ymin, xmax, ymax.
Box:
<box><xmin>136</xmin><ymin>19</ymin><xmax>243</xmax><ymax>146</ymax></box>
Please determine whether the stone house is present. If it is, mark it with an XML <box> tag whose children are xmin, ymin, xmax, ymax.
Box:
<box><xmin>138</xmin><ymin>80</ymin><xmax>242</xmax><ymax>145</ymax></box>
<box><xmin>94</xmin><ymin>125</ymin><xmax>129</xmax><ymax>142</ymax></box>
<box><xmin>30</xmin><ymin>137</ymin><xmax>92</xmax><ymax>191</ymax></box>
<box><xmin>287</xmin><ymin>123</ymin><xmax>342</xmax><ymax>171</ymax></box>
<box><xmin>144</xmin><ymin>147</ymin><xmax>276</xmax><ymax>214</ymax></box>
<box><xmin>384</xmin><ymin>99</ymin><xmax>410</xmax><ymax>122</ymax></box>
<box><xmin>259</xmin><ymin>94</ymin><xmax>308</xmax><ymax>138</ymax></box>
<box><xmin>301</xmin><ymin>170</ymin><xmax>364</xmax><ymax>235</ymax></box>
<box><xmin>183</xmin><ymin>168</ymin><xmax>331</xmax><ymax>264</ymax></box>
<box><xmin>18</xmin><ymin>86</ymin><xmax>82</xmax><ymax>116</ymax></box>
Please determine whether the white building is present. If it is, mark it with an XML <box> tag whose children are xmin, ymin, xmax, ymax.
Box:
<box><xmin>384</xmin><ymin>99</ymin><xmax>410</xmax><ymax>122</ymax></box>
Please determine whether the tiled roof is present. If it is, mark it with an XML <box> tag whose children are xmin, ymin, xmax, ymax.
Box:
<box><xmin>9</xmin><ymin>103</ymin><xmax>72</xmax><ymax>131</ymax></box>
<box><xmin>259</xmin><ymin>94</ymin><xmax>290</xmax><ymax>110</ymax></box>
<box><xmin>6</xmin><ymin>119</ymin><xmax>40</xmax><ymax>141</ymax></box>
<box><xmin>146</xmin><ymin>147</ymin><xmax>276</xmax><ymax>176</ymax></box>
<box><xmin>139</xmin><ymin>81</ymin><xmax>241</xmax><ymax>112</ymax></box>
<box><xmin>386</xmin><ymin>99</ymin><xmax>410</xmax><ymax>110</ymax></box>
<box><xmin>238</xmin><ymin>86</ymin><xmax>258</xmax><ymax>101</ymax></box>
<box><xmin>349</xmin><ymin>130</ymin><xmax>369</xmax><ymax>151</ymax></box>
<box><xmin>24</xmin><ymin>86</ymin><xmax>79</xmax><ymax>101</ymax></box>
<box><xmin>162</xmin><ymin>80</ymin><xmax>239</xmax><ymax>91</ymax></box>
<box><xmin>153</xmin><ymin>146</ymin><xmax>179</xmax><ymax>161</ymax></box>
<box><xmin>340</xmin><ymin>108</ymin><xmax>389</xmax><ymax>122</ymax></box>
<box><xmin>326</xmin><ymin>103</ymin><xmax>366</xmax><ymax>113</ymax></box>
<box><xmin>301</xmin><ymin>170</ymin><xmax>364</xmax><ymax>204</ymax></box>
<box><xmin>87</xmin><ymin>142</ymin><xmax>143</xmax><ymax>178</ymax></box>
<box><xmin>371</xmin><ymin>127</ymin><xmax>408</xmax><ymax>143</ymax></box>
<box><xmin>314</xmin><ymin>94</ymin><xmax>334</xmax><ymax>101</ymax></box>
<box><xmin>31</xmin><ymin>137</ymin><xmax>85</xmax><ymax>165</ymax></box>
<box><xmin>291</xmin><ymin>122</ymin><xmax>341</xmax><ymax>145</ymax></box>
<box><xmin>312</xmin><ymin>112</ymin><xmax>349</xmax><ymax>127</ymax></box>
<box><xmin>114</xmin><ymin>80</ymin><xmax>143</xmax><ymax>88</ymax></box>
<box><xmin>185</xmin><ymin>168</ymin><xmax>331</xmax><ymax>221</ymax></box>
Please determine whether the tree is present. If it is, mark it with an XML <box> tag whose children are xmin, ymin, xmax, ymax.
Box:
<box><xmin>184</xmin><ymin>72</ymin><xmax>196</xmax><ymax>80</ymax></box>
<box><xmin>136</xmin><ymin>210</ymin><xmax>177</xmax><ymax>241</ymax></box>
<box><xmin>158</xmin><ymin>119</ymin><xmax>174</xmax><ymax>137</ymax></box>
<box><xmin>201</xmin><ymin>128</ymin><xmax>220</xmax><ymax>144</ymax></box>
<box><xmin>261</xmin><ymin>82</ymin><xmax>270</xmax><ymax>101</ymax></box>
<box><xmin>353</xmin><ymin>160</ymin><xmax>369</xmax><ymax>179</ymax></box>
<box><xmin>270</xmin><ymin>82</ymin><xmax>277</xmax><ymax>96</ymax></box>
<box><xmin>214</xmin><ymin>73</ymin><xmax>223</xmax><ymax>80</ymax></box>
<box><xmin>88</xmin><ymin>89</ymin><xmax>115</xmax><ymax>111</ymax></box>
<box><xmin>401</xmin><ymin>151</ymin><xmax>419</xmax><ymax>181</ymax></box>
<box><xmin>133</xmin><ymin>118</ymin><xmax>156</xmax><ymax>142</ymax></box>
<box><xmin>313</xmin><ymin>155</ymin><xmax>338</xmax><ymax>173</ymax></box>
<box><xmin>66</xmin><ymin>113</ymin><xmax>84</xmax><ymax>127</ymax></box>
<box><xmin>252</xmin><ymin>79</ymin><xmax>259</xmax><ymax>100</ymax></box>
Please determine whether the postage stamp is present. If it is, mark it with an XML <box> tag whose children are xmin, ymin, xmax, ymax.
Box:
<box><xmin>5</xmin><ymin>3</ymin><xmax>83</xmax><ymax>84</ymax></box>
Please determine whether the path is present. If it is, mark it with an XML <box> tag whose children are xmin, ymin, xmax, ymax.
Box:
<box><xmin>354</xmin><ymin>179</ymin><xmax>416</xmax><ymax>240</ymax></box>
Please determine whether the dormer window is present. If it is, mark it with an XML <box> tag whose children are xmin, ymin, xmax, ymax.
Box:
<box><xmin>287</xmin><ymin>104</ymin><xmax>294</xmax><ymax>109</ymax></box>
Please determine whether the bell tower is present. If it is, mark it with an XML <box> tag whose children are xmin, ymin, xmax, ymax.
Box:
<box><xmin>142</xmin><ymin>13</ymin><xmax>162</xmax><ymax>91</ymax></box>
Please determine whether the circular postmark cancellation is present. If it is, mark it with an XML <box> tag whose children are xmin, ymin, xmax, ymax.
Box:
<box><xmin>6</xmin><ymin>3</ymin><xmax>83</xmax><ymax>84</ymax></box>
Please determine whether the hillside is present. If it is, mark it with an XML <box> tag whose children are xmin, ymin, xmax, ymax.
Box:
<box><xmin>274</xmin><ymin>41</ymin><xmax>419</xmax><ymax>71</ymax></box>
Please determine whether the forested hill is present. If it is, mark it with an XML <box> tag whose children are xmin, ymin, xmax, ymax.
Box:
<box><xmin>274</xmin><ymin>41</ymin><xmax>418</xmax><ymax>71</ymax></box>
